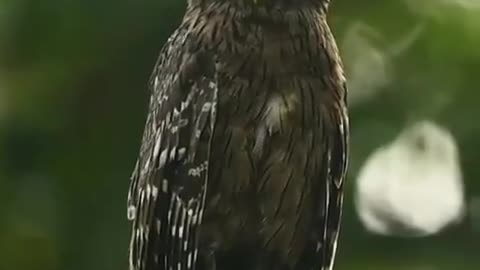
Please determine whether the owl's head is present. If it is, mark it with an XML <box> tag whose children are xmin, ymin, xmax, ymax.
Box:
<box><xmin>188</xmin><ymin>0</ymin><xmax>330</xmax><ymax>11</ymax></box>
<box><xmin>248</xmin><ymin>0</ymin><xmax>330</xmax><ymax>5</ymax></box>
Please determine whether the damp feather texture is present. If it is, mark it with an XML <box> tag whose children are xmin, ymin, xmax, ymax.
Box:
<box><xmin>127</xmin><ymin>1</ymin><xmax>349</xmax><ymax>270</ymax></box>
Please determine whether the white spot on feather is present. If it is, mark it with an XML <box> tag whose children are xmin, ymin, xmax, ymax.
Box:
<box><xmin>181</xmin><ymin>101</ymin><xmax>189</xmax><ymax>111</ymax></box>
<box><xmin>154</xmin><ymin>76</ymin><xmax>160</xmax><ymax>89</ymax></box>
<box><xmin>152</xmin><ymin>185</ymin><xmax>159</xmax><ymax>198</ymax></box>
<box><xmin>192</xmin><ymin>214</ymin><xmax>198</xmax><ymax>225</ymax></box>
<box><xmin>184</xmin><ymin>239</ymin><xmax>189</xmax><ymax>251</ymax></box>
<box><xmin>193</xmin><ymin>249</ymin><xmax>198</xmax><ymax>263</ymax></box>
<box><xmin>153</xmin><ymin>132</ymin><xmax>163</xmax><ymax>159</ymax></box>
<box><xmin>202</xmin><ymin>102</ymin><xmax>212</xmax><ymax>112</ymax></box>
<box><xmin>159</xmin><ymin>149</ymin><xmax>168</xmax><ymax>168</ymax></box>
<box><xmin>179</xmin><ymin>225</ymin><xmax>184</xmax><ymax>238</ymax></box>
<box><xmin>144</xmin><ymin>156</ymin><xmax>151</xmax><ymax>170</ymax></box>
<box><xmin>263</xmin><ymin>93</ymin><xmax>297</xmax><ymax>133</ymax></box>
<box><xmin>170</xmin><ymin>147</ymin><xmax>177</xmax><ymax>159</ymax></box>
<box><xmin>188</xmin><ymin>168</ymin><xmax>201</xmax><ymax>177</ymax></box>
<box><xmin>173</xmin><ymin>108</ymin><xmax>180</xmax><ymax>116</ymax></box>
<box><xmin>329</xmin><ymin>239</ymin><xmax>338</xmax><ymax>270</ymax></box>
<box><xmin>187</xmin><ymin>253</ymin><xmax>193</xmax><ymax>268</ymax></box>
<box><xmin>178</xmin><ymin>147</ymin><xmax>187</xmax><ymax>159</ymax></box>
<box><xmin>146</xmin><ymin>184</ymin><xmax>151</xmax><ymax>197</ymax></box>
<box><xmin>127</xmin><ymin>206</ymin><xmax>136</xmax><ymax>220</ymax></box>
<box><xmin>139</xmin><ymin>188</ymin><xmax>145</xmax><ymax>205</ymax></box>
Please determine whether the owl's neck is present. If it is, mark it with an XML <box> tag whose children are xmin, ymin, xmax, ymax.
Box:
<box><xmin>180</xmin><ymin>0</ymin><xmax>339</xmax><ymax>84</ymax></box>
<box><xmin>187</xmin><ymin>1</ymin><xmax>328</xmax><ymax>19</ymax></box>
<box><xmin>183</xmin><ymin>1</ymin><xmax>330</xmax><ymax>53</ymax></box>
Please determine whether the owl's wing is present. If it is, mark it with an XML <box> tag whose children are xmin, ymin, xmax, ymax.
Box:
<box><xmin>127</xmin><ymin>30</ymin><xmax>217</xmax><ymax>270</ymax></box>
<box><xmin>301</xmin><ymin>97</ymin><xmax>348</xmax><ymax>270</ymax></box>
<box><xmin>321</xmin><ymin>100</ymin><xmax>349</xmax><ymax>270</ymax></box>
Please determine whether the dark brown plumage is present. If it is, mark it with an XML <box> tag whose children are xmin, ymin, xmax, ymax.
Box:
<box><xmin>127</xmin><ymin>1</ymin><xmax>349</xmax><ymax>270</ymax></box>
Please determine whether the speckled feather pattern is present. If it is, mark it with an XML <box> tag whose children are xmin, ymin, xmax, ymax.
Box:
<box><xmin>127</xmin><ymin>1</ymin><xmax>348</xmax><ymax>270</ymax></box>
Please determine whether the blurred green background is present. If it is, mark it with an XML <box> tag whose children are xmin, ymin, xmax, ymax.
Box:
<box><xmin>0</xmin><ymin>0</ymin><xmax>479</xmax><ymax>270</ymax></box>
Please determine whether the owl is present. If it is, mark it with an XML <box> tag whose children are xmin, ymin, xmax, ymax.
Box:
<box><xmin>127</xmin><ymin>0</ymin><xmax>349</xmax><ymax>270</ymax></box>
